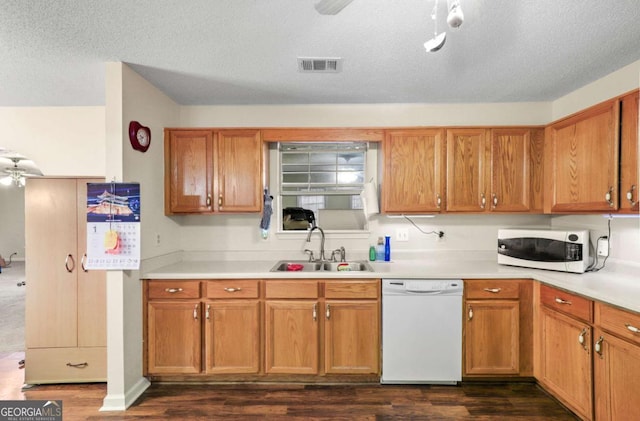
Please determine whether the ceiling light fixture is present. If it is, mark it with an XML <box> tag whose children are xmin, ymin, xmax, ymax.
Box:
<box><xmin>0</xmin><ymin>154</ymin><xmax>43</xmax><ymax>187</ymax></box>
<box><xmin>314</xmin><ymin>0</ymin><xmax>355</xmax><ymax>15</ymax></box>
<box><xmin>424</xmin><ymin>0</ymin><xmax>446</xmax><ymax>52</ymax></box>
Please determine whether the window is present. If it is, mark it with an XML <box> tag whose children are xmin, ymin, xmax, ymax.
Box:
<box><xmin>277</xmin><ymin>142</ymin><xmax>372</xmax><ymax>231</ymax></box>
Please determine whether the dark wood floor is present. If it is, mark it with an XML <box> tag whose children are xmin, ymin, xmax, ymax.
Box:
<box><xmin>3</xmin><ymin>353</ymin><xmax>578</xmax><ymax>420</ymax></box>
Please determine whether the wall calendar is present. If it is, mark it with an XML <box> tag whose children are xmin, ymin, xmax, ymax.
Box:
<box><xmin>85</xmin><ymin>182</ymin><xmax>141</xmax><ymax>270</ymax></box>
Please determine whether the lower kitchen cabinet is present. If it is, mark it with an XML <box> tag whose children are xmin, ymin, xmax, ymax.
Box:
<box><xmin>144</xmin><ymin>278</ymin><xmax>380</xmax><ymax>380</ymax></box>
<box><xmin>537</xmin><ymin>284</ymin><xmax>594</xmax><ymax>421</ymax></box>
<box><xmin>593</xmin><ymin>302</ymin><xmax>640</xmax><ymax>420</ymax></box>
<box><xmin>148</xmin><ymin>301</ymin><xmax>202</xmax><ymax>374</ymax></box>
<box><xmin>264</xmin><ymin>300</ymin><xmax>319</xmax><ymax>374</ymax></box>
<box><xmin>324</xmin><ymin>280</ymin><xmax>380</xmax><ymax>374</ymax></box>
<box><xmin>463</xmin><ymin>279</ymin><xmax>532</xmax><ymax>377</ymax></box>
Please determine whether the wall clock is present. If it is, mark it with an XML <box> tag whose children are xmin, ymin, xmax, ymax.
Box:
<box><xmin>128</xmin><ymin>121</ymin><xmax>151</xmax><ymax>152</ymax></box>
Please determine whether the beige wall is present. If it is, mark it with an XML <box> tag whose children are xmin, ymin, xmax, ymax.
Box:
<box><xmin>0</xmin><ymin>187</ymin><xmax>25</xmax><ymax>259</ymax></box>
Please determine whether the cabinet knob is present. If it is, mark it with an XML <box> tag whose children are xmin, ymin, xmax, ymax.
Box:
<box><xmin>66</xmin><ymin>362</ymin><xmax>88</xmax><ymax>368</ymax></box>
<box><xmin>595</xmin><ymin>336</ymin><xmax>604</xmax><ymax>357</ymax></box>
<box><xmin>491</xmin><ymin>193</ymin><xmax>498</xmax><ymax>209</ymax></box>
<box><xmin>605</xmin><ymin>187</ymin><xmax>614</xmax><ymax>207</ymax></box>
<box><xmin>206</xmin><ymin>304</ymin><xmax>211</xmax><ymax>320</ymax></box>
<box><xmin>625</xmin><ymin>323</ymin><xmax>640</xmax><ymax>334</ymax></box>
<box><xmin>218</xmin><ymin>194</ymin><xmax>223</xmax><ymax>207</ymax></box>
<box><xmin>313</xmin><ymin>303</ymin><xmax>317</xmax><ymax>321</ymax></box>
<box><xmin>480</xmin><ymin>193</ymin><xmax>486</xmax><ymax>209</ymax></box>
<box><xmin>627</xmin><ymin>185</ymin><xmax>637</xmax><ymax>206</ymax></box>
<box><xmin>578</xmin><ymin>327</ymin><xmax>589</xmax><ymax>351</ymax></box>
<box><xmin>326</xmin><ymin>304</ymin><xmax>331</xmax><ymax>320</ymax></box>
<box><xmin>483</xmin><ymin>288</ymin><xmax>501</xmax><ymax>294</ymax></box>
<box><xmin>193</xmin><ymin>304</ymin><xmax>199</xmax><ymax>320</ymax></box>
<box><xmin>554</xmin><ymin>297</ymin><xmax>572</xmax><ymax>305</ymax></box>
<box><xmin>81</xmin><ymin>253</ymin><xmax>88</xmax><ymax>272</ymax></box>
<box><xmin>206</xmin><ymin>195</ymin><xmax>212</xmax><ymax>207</ymax></box>
<box><xmin>224</xmin><ymin>287</ymin><xmax>242</xmax><ymax>293</ymax></box>
<box><xmin>468</xmin><ymin>306</ymin><xmax>473</xmax><ymax>321</ymax></box>
<box><xmin>436</xmin><ymin>194</ymin><xmax>442</xmax><ymax>209</ymax></box>
<box><xmin>165</xmin><ymin>288</ymin><xmax>183</xmax><ymax>293</ymax></box>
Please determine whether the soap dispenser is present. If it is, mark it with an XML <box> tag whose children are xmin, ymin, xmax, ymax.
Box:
<box><xmin>375</xmin><ymin>237</ymin><xmax>385</xmax><ymax>261</ymax></box>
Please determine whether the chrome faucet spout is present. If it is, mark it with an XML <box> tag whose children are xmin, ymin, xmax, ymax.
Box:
<box><xmin>306</xmin><ymin>226</ymin><xmax>326</xmax><ymax>261</ymax></box>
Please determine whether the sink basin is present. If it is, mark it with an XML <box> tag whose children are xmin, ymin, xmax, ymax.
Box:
<box><xmin>270</xmin><ymin>261</ymin><xmax>323</xmax><ymax>272</ymax></box>
<box><xmin>270</xmin><ymin>260</ymin><xmax>373</xmax><ymax>272</ymax></box>
<box><xmin>323</xmin><ymin>261</ymin><xmax>373</xmax><ymax>272</ymax></box>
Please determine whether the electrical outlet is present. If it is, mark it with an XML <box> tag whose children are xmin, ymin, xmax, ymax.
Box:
<box><xmin>396</xmin><ymin>228</ymin><xmax>409</xmax><ymax>242</ymax></box>
<box><xmin>156</xmin><ymin>233</ymin><xmax>161</xmax><ymax>246</ymax></box>
<box><xmin>597</xmin><ymin>237</ymin><xmax>609</xmax><ymax>257</ymax></box>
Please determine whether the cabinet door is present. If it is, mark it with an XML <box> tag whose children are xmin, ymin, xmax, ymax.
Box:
<box><xmin>166</xmin><ymin>129</ymin><xmax>214</xmax><ymax>214</ymax></box>
<box><xmin>593</xmin><ymin>329</ymin><xmax>640</xmax><ymax>421</ymax></box>
<box><xmin>76</xmin><ymin>178</ymin><xmax>107</xmax><ymax>348</ymax></box>
<box><xmin>545</xmin><ymin>100</ymin><xmax>620</xmax><ymax>212</ymax></box>
<box><xmin>204</xmin><ymin>300</ymin><xmax>260</xmax><ymax>374</ymax></box>
<box><xmin>25</xmin><ymin>178</ymin><xmax>79</xmax><ymax>348</ymax></box>
<box><xmin>620</xmin><ymin>91</ymin><xmax>639</xmax><ymax>213</ymax></box>
<box><xmin>446</xmin><ymin>128</ymin><xmax>488</xmax><ymax>212</ymax></box>
<box><xmin>147</xmin><ymin>301</ymin><xmax>202</xmax><ymax>374</ymax></box>
<box><xmin>540</xmin><ymin>309</ymin><xmax>593</xmax><ymax>420</ymax></box>
<box><xmin>216</xmin><ymin>129</ymin><xmax>262</xmax><ymax>212</ymax></box>
<box><xmin>489</xmin><ymin>129</ymin><xmax>531</xmax><ymax>212</ymax></box>
<box><xmin>465</xmin><ymin>300</ymin><xmax>519</xmax><ymax>375</ymax></box>
<box><xmin>264</xmin><ymin>300</ymin><xmax>319</xmax><ymax>374</ymax></box>
<box><xmin>324</xmin><ymin>301</ymin><xmax>379</xmax><ymax>374</ymax></box>
<box><xmin>382</xmin><ymin>129</ymin><xmax>445</xmax><ymax>213</ymax></box>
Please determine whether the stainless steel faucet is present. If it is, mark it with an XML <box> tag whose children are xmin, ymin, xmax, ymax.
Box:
<box><xmin>306</xmin><ymin>226</ymin><xmax>325</xmax><ymax>262</ymax></box>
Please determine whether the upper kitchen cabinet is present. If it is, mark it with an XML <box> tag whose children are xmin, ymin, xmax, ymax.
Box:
<box><xmin>544</xmin><ymin>99</ymin><xmax>620</xmax><ymax>213</ymax></box>
<box><xmin>165</xmin><ymin>129</ymin><xmax>263</xmax><ymax>214</ymax></box>
<box><xmin>382</xmin><ymin>129</ymin><xmax>445</xmax><ymax>213</ymax></box>
<box><xmin>446</xmin><ymin>128</ymin><xmax>543</xmax><ymax>213</ymax></box>
<box><xmin>619</xmin><ymin>90</ymin><xmax>639</xmax><ymax>213</ymax></box>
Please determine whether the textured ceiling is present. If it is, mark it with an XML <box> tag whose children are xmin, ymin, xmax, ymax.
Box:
<box><xmin>1</xmin><ymin>0</ymin><xmax>640</xmax><ymax>107</ymax></box>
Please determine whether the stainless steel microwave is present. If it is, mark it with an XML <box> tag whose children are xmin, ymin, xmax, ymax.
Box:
<box><xmin>497</xmin><ymin>229</ymin><xmax>590</xmax><ymax>273</ymax></box>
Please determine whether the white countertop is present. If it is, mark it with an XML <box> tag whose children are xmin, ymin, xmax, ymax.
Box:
<box><xmin>142</xmin><ymin>258</ymin><xmax>640</xmax><ymax>313</ymax></box>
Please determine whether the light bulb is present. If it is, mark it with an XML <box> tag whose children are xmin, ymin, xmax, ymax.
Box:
<box><xmin>447</xmin><ymin>1</ymin><xmax>464</xmax><ymax>28</ymax></box>
<box><xmin>0</xmin><ymin>176</ymin><xmax>13</xmax><ymax>186</ymax></box>
<box><xmin>424</xmin><ymin>32</ymin><xmax>447</xmax><ymax>52</ymax></box>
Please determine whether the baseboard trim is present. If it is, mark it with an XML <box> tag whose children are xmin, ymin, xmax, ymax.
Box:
<box><xmin>100</xmin><ymin>376</ymin><xmax>151</xmax><ymax>411</ymax></box>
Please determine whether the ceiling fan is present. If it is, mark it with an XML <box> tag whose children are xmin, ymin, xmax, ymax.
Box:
<box><xmin>0</xmin><ymin>154</ymin><xmax>43</xmax><ymax>187</ymax></box>
<box><xmin>314</xmin><ymin>0</ymin><xmax>355</xmax><ymax>15</ymax></box>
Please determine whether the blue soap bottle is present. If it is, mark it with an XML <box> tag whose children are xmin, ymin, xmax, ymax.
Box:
<box><xmin>384</xmin><ymin>235</ymin><xmax>391</xmax><ymax>261</ymax></box>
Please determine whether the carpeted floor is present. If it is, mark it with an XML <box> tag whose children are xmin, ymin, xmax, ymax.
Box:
<box><xmin>0</xmin><ymin>261</ymin><xmax>25</xmax><ymax>352</ymax></box>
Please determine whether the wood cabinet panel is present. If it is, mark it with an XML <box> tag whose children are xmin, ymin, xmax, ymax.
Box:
<box><xmin>25</xmin><ymin>347</ymin><xmax>107</xmax><ymax>384</ymax></box>
<box><xmin>465</xmin><ymin>279</ymin><xmax>520</xmax><ymax>299</ymax></box>
<box><xmin>594</xmin><ymin>327</ymin><xmax>640</xmax><ymax>421</ymax></box>
<box><xmin>264</xmin><ymin>300</ymin><xmax>319</xmax><ymax>374</ymax></box>
<box><xmin>148</xmin><ymin>280</ymin><xmax>201</xmax><ymax>299</ymax></box>
<box><xmin>489</xmin><ymin>128</ymin><xmax>531</xmax><ymax>212</ymax></box>
<box><xmin>539</xmin><ymin>308</ymin><xmax>593</xmax><ymax>420</ymax></box>
<box><xmin>147</xmin><ymin>301</ymin><xmax>202</xmax><ymax>374</ymax></box>
<box><xmin>216</xmin><ymin>129</ymin><xmax>262</xmax><ymax>212</ymax></box>
<box><xmin>446</xmin><ymin>128</ymin><xmax>488</xmax><ymax>211</ymax></box>
<box><xmin>540</xmin><ymin>284</ymin><xmax>593</xmax><ymax>323</ymax></box>
<box><xmin>166</xmin><ymin>129</ymin><xmax>214</xmax><ymax>213</ymax></box>
<box><xmin>265</xmin><ymin>280</ymin><xmax>319</xmax><ymax>299</ymax></box>
<box><xmin>324</xmin><ymin>280</ymin><xmax>379</xmax><ymax>299</ymax></box>
<box><xmin>465</xmin><ymin>300</ymin><xmax>520</xmax><ymax>375</ymax></box>
<box><xmin>595</xmin><ymin>302</ymin><xmax>640</xmax><ymax>346</ymax></box>
<box><xmin>204</xmin><ymin>300</ymin><xmax>260</xmax><ymax>374</ymax></box>
<box><xmin>324</xmin><ymin>301</ymin><xmax>379</xmax><ymax>374</ymax></box>
<box><xmin>545</xmin><ymin>100</ymin><xmax>620</xmax><ymax>212</ymax></box>
<box><xmin>382</xmin><ymin>129</ymin><xmax>445</xmax><ymax>213</ymax></box>
<box><xmin>206</xmin><ymin>280</ymin><xmax>259</xmax><ymax>299</ymax></box>
<box><xmin>620</xmin><ymin>91</ymin><xmax>639</xmax><ymax>213</ymax></box>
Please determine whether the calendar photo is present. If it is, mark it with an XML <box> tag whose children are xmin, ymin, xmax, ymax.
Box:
<box><xmin>85</xmin><ymin>182</ymin><xmax>141</xmax><ymax>270</ymax></box>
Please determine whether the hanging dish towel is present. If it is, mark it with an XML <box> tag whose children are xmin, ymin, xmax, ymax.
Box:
<box><xmin>260</xmin><ymin>188</ymin><xmax>273</xmax><ymax>239</ymax></box>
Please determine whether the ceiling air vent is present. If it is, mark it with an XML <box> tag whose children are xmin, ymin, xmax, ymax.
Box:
<box><xmin>297</xmin><ymin>57</ymin><xmax>343</xmax><ymax>73</ymax></box>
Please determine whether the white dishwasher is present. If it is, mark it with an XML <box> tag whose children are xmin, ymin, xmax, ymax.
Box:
<box><xmin>381</xmin><ymin>279</ymin><xmax>463</xmax><ymax>384</ymax></box>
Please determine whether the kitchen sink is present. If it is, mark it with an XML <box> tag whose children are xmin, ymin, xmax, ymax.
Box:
<box><xmin>323</xmin><ymin>261</ymin><xmax>373</xmax><ymax>272</ymax></box>
<box><xmin>270</xmin><ymin>260</ymin><xmax>373</xmax><ymax>272</ymax></box>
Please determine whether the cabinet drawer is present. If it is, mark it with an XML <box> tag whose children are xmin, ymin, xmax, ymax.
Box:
<box><xmin>25</xmin><ymin>347</ymin><xmax>106</xmax><ymax>384</ymax></box>
<box><xmin>206</xmin><ymin>280</ymin><xmax>259</xmax><ymax>299</ymax></box>
<box><xmin>465</xmin><ymin>280</ymin><xmax>520</xmax><ymax>299</ymax></box>
<box><xmin>265</xmin><ymin>280</ymin><xmax>318</xmax><ymax>299</ymax></box>
<box><xmin>540</xmin><ymin>284</ymin><xmax>592</xmax><ymax>323</ymax></box>
<box><xmin>324</xmin><ymin>280</ymin><xmax>379</xmax><ymax>299</ymax></box>
<box><xmin>148</xmin><ymin>280</ymin><xmax>201</xmax><ymax>299</ymax></box>
<box><xmin>595</xmin><ymin>302</ymin><xmax>640</xmax><ymax>346</ymax></box>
